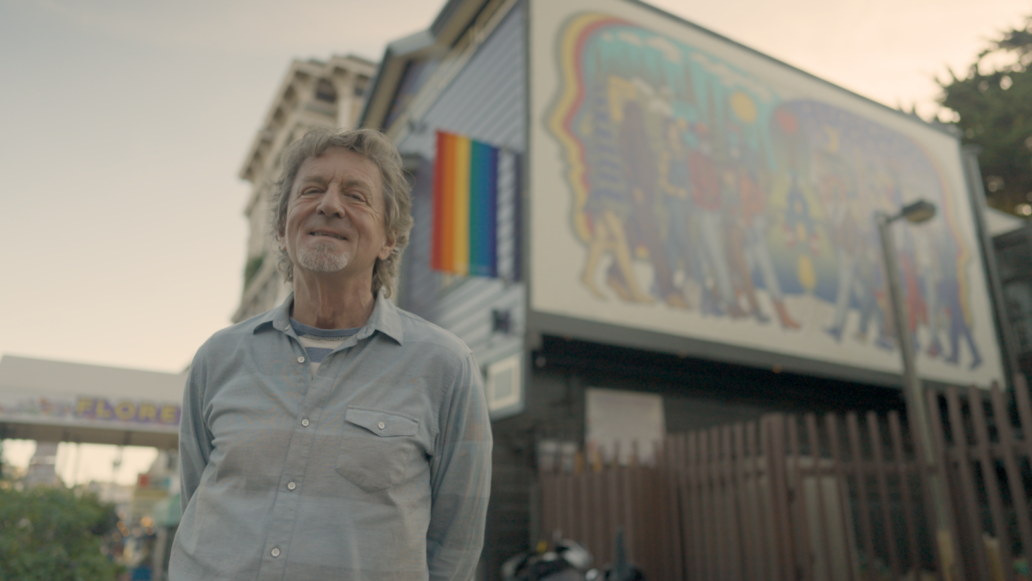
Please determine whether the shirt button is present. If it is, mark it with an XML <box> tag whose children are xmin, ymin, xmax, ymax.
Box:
<box><xmin>378</xmin><ymin>421</ymin><xmax>385</xmax><ymax>430</ymax></box>
<box><xmin>297</xmin><ymin>356</ymin><xmax>305</xmax><ymax>363</ymax></box>
<box><xmin>287</xmin><ymin>482</ymin><xmax>296</xmax><ymax>491</ymax></box>
<box><xmin>271</xmin><ymin>547</ymin><xmax>281</xmax><ymax>558</ymax></box>
<box><xmin>301</xmin><ymin>418</ymin><xmax>310</xmax><ymax>427</ymax></box>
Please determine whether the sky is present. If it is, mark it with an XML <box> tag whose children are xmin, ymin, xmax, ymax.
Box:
<box><xmin>1</xmin><ymin>0</ymin><xmax>1029</xmax><ymax>484</ymax></box>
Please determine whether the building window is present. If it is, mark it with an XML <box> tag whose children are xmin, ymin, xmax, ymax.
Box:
<box><xmin>354</xmin><ymin>76</ymin><xmax>369</xmax><ymax>98</ymax></box>
<box><xmin>315</xmin><ymin>79</ymin><xmax>337</xmax><ymax>104</ymax></box>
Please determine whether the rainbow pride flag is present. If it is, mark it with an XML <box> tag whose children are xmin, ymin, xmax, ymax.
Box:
<box><xmin>432</xmin><ymin>131</ymin><xmax>499</xmax><ymax>277</ymax></box>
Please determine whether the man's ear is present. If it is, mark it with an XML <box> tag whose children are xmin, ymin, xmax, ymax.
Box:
<box><xmin>378</xmin><ymin>236</ymin><xmax>397</xmax><ymax>261</ymax></box>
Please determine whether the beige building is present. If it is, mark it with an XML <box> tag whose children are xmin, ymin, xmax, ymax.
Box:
<box><xmin>233</xmin><ymin>54</ymin><xmax>376</xmax><ymax>322</ymax></box>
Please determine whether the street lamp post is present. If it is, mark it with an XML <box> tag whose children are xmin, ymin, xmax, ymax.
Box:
<box><xmin>875</xmin><ymin>199</ymin><xmax>957</xmax><ymax>579</ymax></box>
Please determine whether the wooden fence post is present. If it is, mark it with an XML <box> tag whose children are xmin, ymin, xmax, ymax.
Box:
<box><xmin>765</xmin><ymin>414</ymin><xmax>796</xmax><ymax>581</ymax></box>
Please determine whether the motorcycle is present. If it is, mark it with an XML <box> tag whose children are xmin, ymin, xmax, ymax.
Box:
<box><xmin>501</xmin><ymin>530</ymin><xmax>646</xmax><ymax>581</ymax></box>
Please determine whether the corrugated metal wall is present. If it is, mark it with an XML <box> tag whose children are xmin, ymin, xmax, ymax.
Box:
<box><xmin>397</xmin><ymin>2</ymin><xmax>525</xmax><ymax>371</ymax></box>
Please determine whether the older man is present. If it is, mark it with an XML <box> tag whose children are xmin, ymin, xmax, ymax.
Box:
<box><xmin>169</xmin><ymin>128</ymin><xmax>492</xmax><ymax>581</ymax></box>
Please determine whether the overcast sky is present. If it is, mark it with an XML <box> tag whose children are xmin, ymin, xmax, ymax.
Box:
<box><xmin>1</xmin><ymin>0</ymin><xmax>1029</xmax><ymax>483</ymax></box>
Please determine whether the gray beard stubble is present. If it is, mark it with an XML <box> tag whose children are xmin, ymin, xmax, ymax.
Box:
<box><xmin>297</xmin><ymin>242</ymin><xmax>349</xmax><ymax>273</ymax></box>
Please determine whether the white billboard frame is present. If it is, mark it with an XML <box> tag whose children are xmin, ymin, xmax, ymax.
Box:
<box><xmin>526</xmin><ymin>0</ymin><xmax>1004</xmax><ymax>388</ymax></box>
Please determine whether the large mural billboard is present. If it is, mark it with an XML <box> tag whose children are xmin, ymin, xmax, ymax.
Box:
<box><xmin>529</xmin><ymin>0</ymin><xmax>1004</xmax><ymax>386</ymax></box>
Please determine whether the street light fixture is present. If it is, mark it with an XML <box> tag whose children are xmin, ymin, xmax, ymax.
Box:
<box><xmin>876</xmin><ymin>199</ymin><xmax>958</xmax><ymax>579</ymax></box>
<box><xmin>898</xmin><ymin>199</ymin><xmax>937</xmax><ymax>224</ymax></box>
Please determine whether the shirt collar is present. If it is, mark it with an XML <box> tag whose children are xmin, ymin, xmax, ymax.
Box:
<box><xmin>255</xmin><ymin>291</ymin><xmax>404</xmax><ymax>345</ymax></box>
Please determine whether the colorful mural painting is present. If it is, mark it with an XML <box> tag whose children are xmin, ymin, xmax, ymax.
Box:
<box><xmin>531</xmin><ymin>5</ymin><xmax>998</xmax><ymax>382</ymax></box>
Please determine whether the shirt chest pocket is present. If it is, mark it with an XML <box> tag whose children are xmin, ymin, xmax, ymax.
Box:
<box><xmin>336</xmin><ymin>408</ymin><xmax>419</xmax><ymax>493</ymax></box>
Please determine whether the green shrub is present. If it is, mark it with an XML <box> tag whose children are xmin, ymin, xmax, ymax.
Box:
<box><xmin>0</xmin><ymin>486</ymin><xmax>122</xmax><ymax>581</ymax></box>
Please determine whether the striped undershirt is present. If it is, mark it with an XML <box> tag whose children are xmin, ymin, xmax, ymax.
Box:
<box><xmin>289</xmin><ymin>318</ymin><xmax>361</xmax><ymax>375</ymax></box>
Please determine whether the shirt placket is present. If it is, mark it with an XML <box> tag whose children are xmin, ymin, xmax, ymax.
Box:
<box><xmin>255</xmin><ymin>335</ymin><xmax>339</xmax><ymax>581</ymax></box>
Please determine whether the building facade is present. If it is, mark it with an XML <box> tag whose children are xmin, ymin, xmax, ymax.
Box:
<box><xmin>361</xmin><ymin>1</ymin><xmax>1012</xmax><ymax>578</ymax></box>
<box><xmin>988</xmin><ymin>208</ymin><xmax>1032</xmax><ymax>377</ymax></box>
<box><xmin>233</xmin><ymin>55</ymin><xmax>376</xmax><ymax>322</ymax></box>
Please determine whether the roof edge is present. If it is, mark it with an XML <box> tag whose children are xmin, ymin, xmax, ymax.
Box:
<box><xmin>360</xmin><ymin>0</ymin><xmax>491</xmax><ymax>130</ymax></box>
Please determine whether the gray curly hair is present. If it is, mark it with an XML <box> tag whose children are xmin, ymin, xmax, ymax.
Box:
<box><xmin>270</xmin><ymin>127</ymin><xmax>413</xmax><ymax>298</ymax></box>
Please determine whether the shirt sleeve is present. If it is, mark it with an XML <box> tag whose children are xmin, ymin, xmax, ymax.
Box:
<box><xmin>426</xmin><ymin>350</ymin><xmax>493</xmax><ymax>581</ymax></box>
<box><xmin>179</xmin><ymin>347</ymin><xmax>214</xmax><ymax>514</ymax></box>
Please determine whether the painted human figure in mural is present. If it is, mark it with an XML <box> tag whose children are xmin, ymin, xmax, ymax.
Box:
<box><xmin>850</xmin><ymin>177</ymin><xmax>897</xmax><ymax>350</ymax></box>
<box><xmin>780</xmin><ymin>171</ymin><xmax>826</xmax><ymax>320</ymax></box>
<box><xmin>659</xmin><ymin>120</ymin><xmax>717</xmax><ymax>312</ymax></box>
<box><xmin>883</xmin><ymin>170</ymin><xmax>930</xmax><ymax>352</ymax></box>
<box><xmin>721</xmin><ymin>154</ymin><xmax>771</xmax><ymax>323</ymax></box>
<box><xmin>689</xmin><ymin>123</ymin><xmax>742</xmax><ymax>317</ymax></box>
<box><xmin>783</xmin><ymin>173</ymin><xmax>821</xmax><ymax>257</ymax></box>
<box><xmin>915</xmin><ymin>224</ymin><xmax>946</xmax><ymax>358</ymax></box>
<box><xmin>579</xmin><ymin>72</ymin><xmax>653</xmax><ymax>304</ymax></box>
<box><xmin>899</xmin><ymin>225</ymin><xmax>928</xmax><ymax>350</ymax></box>
<box><xmin>737</xmin><ymin>143</ymin><xmax>801</xmax><ymax>329</ymax></box>
<box><xmin>637</xmin><ymin>79</ymin><xmax>696</xmax><ymax>309</ymax></box>
<box><xmin>853</xmin><ymin>242</ymin><xmax>886</xmax><ymax>344</ymax></box>
<box><xmin>937</xmin><ymin>229</ymin><xmax>983</xmax><ymax>368</ymax></box>
<box><xmin>818</xmin><ymin>150</ymin><xmax>865</xmax><ymax>341</ymax></box>
<box><xmin>619</xmin><ymin>100</ymin><xmax>690</xmax><ymax>309</ymax></box>
<box><xmin>837</xmin><ymin>163</ymin><xmax>888</xmax><ymax>349</ymax></box>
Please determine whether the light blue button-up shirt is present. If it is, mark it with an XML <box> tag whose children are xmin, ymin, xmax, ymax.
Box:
<box><xmin>169</xmin><ymin>293</ymin><xmax>492</xmax><ymax>581</ymax></box>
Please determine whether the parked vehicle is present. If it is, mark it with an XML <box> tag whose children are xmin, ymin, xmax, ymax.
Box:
<box><xmin>502</xmin><ymin>536</ymin><xmax>594</xmax><ymax>581</ymax></box>
<box><xmin>502</xmin><ymin>530</ymin><xmax>646</xmax><ymax>581</ymax></box>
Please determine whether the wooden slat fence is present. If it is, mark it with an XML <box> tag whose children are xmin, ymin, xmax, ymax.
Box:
<box><xmin>538</xmin><ymin>444</ymin><xmax>668</xmax><ymax>578</ymax></box>
<box><xmin>536</xmin><ymin>376</ymin><xmax>1032</xmax><ymax>581</ymax></box>
<box><xmin>928</xmin><ymin>376</ymin><xmax>1032</xmax><ymax>581</ymax></box>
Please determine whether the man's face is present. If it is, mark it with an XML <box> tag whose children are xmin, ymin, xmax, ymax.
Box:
<box><xmin>281</xmin><ymin>148</ymin><xmax>395</xmax><ymax>284</ymax></box>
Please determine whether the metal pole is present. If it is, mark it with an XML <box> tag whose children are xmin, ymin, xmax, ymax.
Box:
<box><xmin>876</xmin><ymin>212</ymin><xmax>957</xmax><ymax>579</ymax></box>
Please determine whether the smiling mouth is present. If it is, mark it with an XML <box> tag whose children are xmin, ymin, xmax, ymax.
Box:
<box><xmin>311</xmin><ymin>231</ymin><xmax>346</xmax><ymax>240</ymax></box>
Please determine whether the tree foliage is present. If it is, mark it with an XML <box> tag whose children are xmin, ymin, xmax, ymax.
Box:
<box><xmin>938</xmin><ymin>15</ymin><xmax>1032</xmax><ymax>213</ymax></box>
<box><xmin>0</xmin><ymin>486</ymin><xmax>122</xmax><ymax>581</ymax></box>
